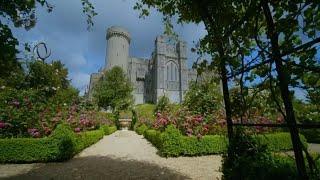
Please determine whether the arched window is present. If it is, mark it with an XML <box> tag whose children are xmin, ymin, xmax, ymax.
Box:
<box><xmin>166</xmin><ymin>61</ymin><xmax>178</xmax><ymax>82</ymax></box>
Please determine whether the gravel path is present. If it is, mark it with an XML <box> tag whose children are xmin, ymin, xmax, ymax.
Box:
<box><xmin>308</xmin><ymin>143</ymin><xmax>320</xmax><ymax>153</ymax></box>
<box><xmin>0</xmin><ymin>131</ymin><xmax>222</xmax><ymax>180</ymax></box>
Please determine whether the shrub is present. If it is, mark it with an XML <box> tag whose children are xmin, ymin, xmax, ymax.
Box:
<box><xmin>135</xmin><ymin>104</ymin><xmax>155</xmax><ymax>120</ymax></box>
<box><xmin>0</xmin><ymin>88</ymin><xmax>46</xmax><ymax>138</ymax></box>
<box><xmin>131</xmin><ymin>109</ymin><xmax>137</xmax><ymax>130</ymax></box>
<box><xmin>0</xmin><ymin>124</ymin><xmax>106</xmax><ymax>163</ymax></box>
<box><xmin>222</xmin><ymin>129</ymin><xmax>318</xmax><ymax>180</ymax></box>
<box><xmin>160</xmin><ymin>125</ymin><xmax>227</xmax><ymax>157</ymax></box>
<box><xmin>183</xmin><ymin>80</ymin><xmax>222</xmax><ymax>116</ymax></box>
<box><xmin>255</xmin><ymin>132</ymin><xmax>308</xmax><ymax>152</ymax></box>
<box><xmin>301</xmin><ymin>129</ymin><xmax>320</xmax><ymax>143</ymax></box>
<box><xmin>100</xmin><ymin>125</ymin><xmax>117</xmax><ymax>135</ymax></box>
<box><xmin>136</xmin><ymin>124</ymin><xmax>148</xmax><ymax>135</ymax></box>
<box><xmin>180</xmin><ymin>135</ymin><xmax>227</xmax><ymax>156</ymax></box>
<box><xmin>73</xmin><ymin>129</ymin><xmax>104</xmax><ymax>153</ymax></box>
<box><xmin>0</xmin><ymin>124</ymin><xmax>75</xmax><ymax>163</ymax></box>
<box><xmin>144</xmin><ymin>129</ymin><xmax>162</xmax><ymax>149</ymax></box>
<box><xmin>160</xmin><ymin>125</ymin><xmax>184</xmax><ymax>156</ymax></box>
<box><xmin>93</xmin><ymin>66</ymin><xmax>133</xmax><ymax>111</ymax></box>
<box><xmin>140</xmin><ymin>126</ymin><xmax>308</xmax><ymax>157</ymax></box>
<box><xmin>0</xmin><ymin>87</ymin><xmax>80</xmax><ymax>138</ymax></box>
<box><xmin>155</xmin><ymin>96</ymin><xmax>170</xmax><ymax>113</ymax></box>
<box><xmin>221</xmin><ymin>129</ymin><xmax>299</xmax><ymax>180</ymax></box>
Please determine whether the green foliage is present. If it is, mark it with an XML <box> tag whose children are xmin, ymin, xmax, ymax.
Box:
<box><xmin>255</xmin><ymin>133</ymin><xmax>308</xmax><ymax>152</ymax></box>
<box><xmin>134</xmin><ymin>104</ymin><xmax>156</xmax><ymax>127</ymax></box>
<box><xmin>0</xmin><ymin>124</ymin><xmax>74</xmax><ymax>163</ymax></box>
<box><xmin>222</xmin><ymin>129</ymin><xmax>299</xmax><ymax>180</ymax></box>
<box><xmin>158</xmin><ymin>125</ymin><xmax>182</xmax><ymax>156</ymax></box>
<box><xmin>25</xmin><ymin>60</ymin><xmax>70</xmax><ymax>97</ymax></box>
<box><xmin>183</xmin><ymin>80</ymin><xmax>222</xmax><ymax>116</ymax></box>
<box><xmin>0</xmin><ymin>124</ymin><xmax>106</xmax><ymax>163</ymax></box>
<box><xmin>0</xmin><ymin>85</ymin><xmax>79</xmax><ymax>138</ymax></box>
<box><xmin>144</xmin><ymin>129</ymin><xmax>162</xmax><ymax>149</ymax></box>
<box><xmin>113</xmin><ymin>112</ymin><xmax>120</xmax><ymax>130</ymax></box>
<box><xmin>135</xmin><ymin>104</ymin><xmax>155</xmax><ymax>120</ymax></box>
<box><xmin>221</xmin><ymin>130</ymin><xmax>316</xmax><ymax>180</ymax></box>
<box><xmin>136</xmin><ymin>124</ymin><xmax>148</xmax><ymax>135</ymax></box>
<box><xmin>131</xmin><ymin>109</ymin><xmax>137</xmax><ymax>130</ymax></box>
<box><xmin>180</xmin><ymin>135</ymin><xmax>227</xmax><ymax>156</ymax></box>
<box><xmin>139</xmin><ymin>125</ymin><xmax>307</xmax><ymax>157</ymax></box>
<box><xmin>100</xmin><ymin>125</ymin><xmax>117</xmax><ymax>135</ymax></box>
<box><xmin>94</xmin><ymin>66</ymin><xmax>133</xmax><ymax>111</ymax></box>
<box><xmin>0</xmin><ymin>88</ymin><xmax>46</xmax><ymax>137</ymax></box>
<box><xmin>48</xmin><ymin>87</ymin><xmax>79</xmax><ymax>106</ymax></box>
<box><xmin>0</xmin><ymin>24</ymin><xmax>23</xmax><ymax>88</ymax></box>
<box><xmin>160</xmin><ymin>125</ymin><xmax>227</xmax><ymax>157</ymax></box>
<box><xmin>155</xmin><ymin>96</ymin><xmax>170</xmax><ymax>113</ymax></box>
<box><xmin>73</xmin><ymin>129</ymin><xmax>104</xmax><ymax>153</ymax></box>
<box><xmin>294</xmin><ymin>100</ymin><xmax>320</xmax><ymax>143</ymax></box>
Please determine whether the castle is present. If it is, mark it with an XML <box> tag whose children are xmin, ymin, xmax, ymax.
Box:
<box><xmin>87</xmin><ymin>26</ymin><xmax>198</xmax><ymax>104</ymax></box>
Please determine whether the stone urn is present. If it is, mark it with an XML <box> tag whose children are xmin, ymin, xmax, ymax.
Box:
<box><xmin>118</xmin><ymin>118</ymin><xmax>132</xmax><ymax>130</ymax></box>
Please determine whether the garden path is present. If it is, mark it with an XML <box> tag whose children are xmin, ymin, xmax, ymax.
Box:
<box><xmin>0</xmin><ymin>130</ymin><xmax>222</xmax><ymax>180</ymax></box>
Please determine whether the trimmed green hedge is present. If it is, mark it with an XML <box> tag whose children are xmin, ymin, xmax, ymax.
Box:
<box><xmin>144</xmin><ymin>129</ymin><xmax>162</xmax><ymax>149</ymax></box>
<box><xmin>0</xmin><ymin>124</ymin><xmax>116</xmax><ymax>163</ymax></box>
<box><xmin>255</xmin><ymin>132</ymin><xmax>308</xmax><ymax>152</ymax></box>
<box><xmin>160</xmin><ymin>125</ymin><xmax>228</xmax><ymax>157</ymax></box>
<box><xmin>100</xmin><ymin>125</ymin><xmax>117</xmax><ymax>135</ymax></box>
<box><xmin>138</xmin><ymin>125</ymin><xmax>308</xmax><ymax>157</ymax></box>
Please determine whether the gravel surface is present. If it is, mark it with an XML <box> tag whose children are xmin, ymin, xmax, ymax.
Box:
<box><xmin>308</xmin><ymin>143</ymin><xmax>320</xmax><ymax>153</ymax></box>
<box><xmin>0</xmin><ymin>130</ymin><xmax>222</xmax><ymax>180</ymax></box>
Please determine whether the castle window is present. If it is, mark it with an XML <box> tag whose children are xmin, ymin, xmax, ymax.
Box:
<box><xmin>166</xmin><ymin>61</ymin><xmax>178</xmax><ymax>82</ymax></box>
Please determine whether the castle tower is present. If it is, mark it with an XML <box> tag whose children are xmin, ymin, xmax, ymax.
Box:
<box><xmin>105</xmin><ymin>26</ymin><xmax>131</xmax><ymax>73</ymax></box>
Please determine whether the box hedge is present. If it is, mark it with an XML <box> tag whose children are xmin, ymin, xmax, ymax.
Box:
<box><xmin>0</xmin><ymin>124</ymin><xmax>116</xmax><ymax>163</ymax></box>
<box><xmin>144</xmin><ymin>129</ymin><xmax>163</xmax><ymax>149</ymax></box>
<box><xmin>255</xmin><ymin>132</ymin><xmax>308</xmax><ymax>152</ymax></box>
<box><xmin>138</xmin><ymin>125</ymin><xmax>308</xmax><ymax>157</ymax></box>
<box><xmin>100</xmin><ymin>125</ymin><xmax>117</xmax><ymax>135</ymax></box>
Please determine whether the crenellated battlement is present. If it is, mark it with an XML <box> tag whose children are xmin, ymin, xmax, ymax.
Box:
<box><xmin>106</xmin><ymin>26</ymin><xmax>131</xmax><ymax>43</ymax></box>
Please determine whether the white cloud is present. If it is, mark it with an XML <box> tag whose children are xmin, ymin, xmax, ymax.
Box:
<box><xmin>69</xmin><ymin>72</ymin><xmax>90</xmax><ymax>95</ymax></box>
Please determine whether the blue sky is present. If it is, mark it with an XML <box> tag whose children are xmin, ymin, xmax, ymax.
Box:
<box><xmin>10</xmin><ymin>0</ymin><xmax>207</xmax><ymax>95</ymax></box>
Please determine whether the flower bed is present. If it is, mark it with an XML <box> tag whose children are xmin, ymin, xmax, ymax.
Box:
<box><xmin>137</xmin><ymin>125</ymin><xmax>308</xmax><ymax>157</ymax></box>
<box><xmin>0</xmin><ymin>124</ymin><xmax>117</xmax><ymax>163</ymax></box>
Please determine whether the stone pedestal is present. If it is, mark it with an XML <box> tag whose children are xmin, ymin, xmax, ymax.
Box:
<box><xmin>119</xmin><ymin>119</ymin><xmax>132</xmax><ymax>130</ymax></box>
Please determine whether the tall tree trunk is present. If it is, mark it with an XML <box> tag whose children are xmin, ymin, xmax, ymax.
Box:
<box><xmin>198</xmin><ymin>0</ymin><xmax>234</xmax><ymax>140</ymax></box>
<box><xmin>262</xmin><ymin>1</ymin><xmax>308</xmax><ymax>179</ymax></box>
<box><xmin>219</xmin><ymin>53</ymin><xmax>234</xmax><ymax>140</ymax></box>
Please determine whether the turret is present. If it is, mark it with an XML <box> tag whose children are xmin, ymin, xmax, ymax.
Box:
<box><xmin>105</xmin><ymin>26</ymin><xmax>131</xmax><ymax>73</ymax></box>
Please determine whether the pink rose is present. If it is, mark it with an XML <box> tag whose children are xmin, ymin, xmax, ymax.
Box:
<box><xmin>11</xmin><ymin>99</ymin><xmax>20</xmax><ymax>107</ymax></box>
<box><xmin>74</xmin><ymin>127</ymin><xmax>81</xmax><ymax>133</ymax></box>
<box><xmin>33</xmin><ymin>131</ymin><xmax>41</xmax><ymax>138</ymax></box>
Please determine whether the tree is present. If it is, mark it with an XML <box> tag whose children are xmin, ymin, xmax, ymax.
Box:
<box><xmin>93</xmin><ymin>66</ymin><xmax>133</xmax><ymax>112</ymax></box>
<box><xmin>183</xmin><ymin>79</ymin><xmax>222</xmax><ymax>116</ymax></box>
<box><xmin>134</xmin><ymin>0</ymin><xmax>320</xmax><ymax>178</ymax></box>
<box><xmin>25</xmin><ymin>60</ymin><xmax>70</xmax><ymax>97</ymax></box>
<box><xmin>0</xmin><ymin>0</ymin><xmax>96</xmax><ymax>87</ymax></box>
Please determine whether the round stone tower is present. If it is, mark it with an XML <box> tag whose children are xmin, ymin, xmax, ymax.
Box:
<box><xmin>105</xmin><ymin>26</ymin><xmax>131</xmax><ymax>73</ymax></box>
